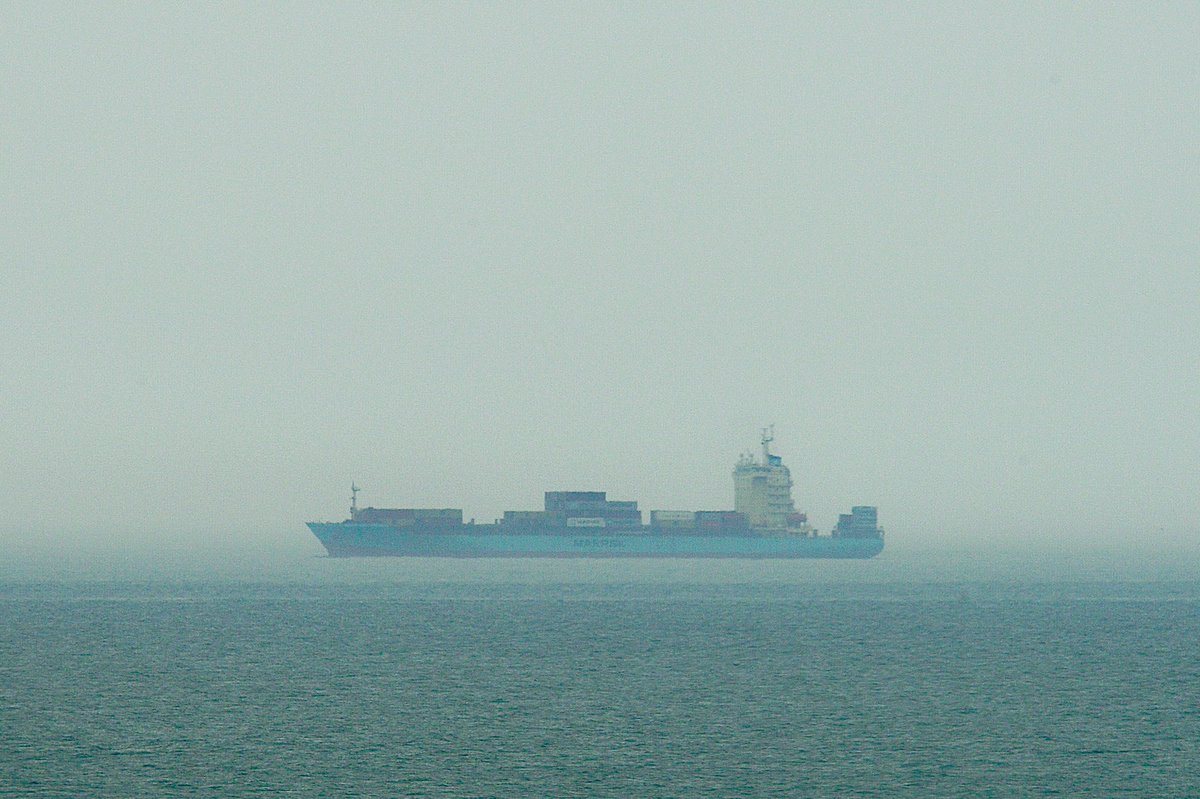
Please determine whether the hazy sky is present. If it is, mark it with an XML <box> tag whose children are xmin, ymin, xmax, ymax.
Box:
<box><xmin>2</xmin><ymin>3</ymin><xmax>1197</xmax><ymax>554</ymax></box>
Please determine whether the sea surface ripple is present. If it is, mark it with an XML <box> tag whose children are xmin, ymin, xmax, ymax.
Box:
<box><xmin>2</xmin><ymin>563</ymin><xmax>1198</xmax><ymax>797</ymax></box>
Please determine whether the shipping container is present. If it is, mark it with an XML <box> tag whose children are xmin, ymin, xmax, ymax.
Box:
<box><xmin>414</xmin><ymin>508</ymin><xmax>463</xmax><ymax>519</ymax></box>
<box><xmin>695</xmin><ymin>510</ymin><xmax>744</xmax><ymax>521</ymax></box>
<box><xmin>503</xmin><ymin>510</ymin><xmax>564</xmax><ymax>525</ymax></box>
<box><xmin>603</xmin><ymin>512</ymin><xmax>643</xmax><ymax>529</ymax></box>
<box><xmin>353</xmin><ymin>507</ymin><xmax>416</xmax><ymax>524</ymax></box>
<box><xmin>561</xmin><ymin>500</ymin><xmax>608</xmax><ymax>513</ymax></box>
<box><xmin>834</xmin><ymin>506</ymin><xmax>878</xmax><ymax>538</ymax></box>
<box><xmin>652</xmin><ymin>510</ymin><xmax>696</xmax><ymax>522</ymax></box>
<box><xmin>603</xmin><ymin>509</ymin><xmax>642</xmax><ymax>519</ymax></box>
<box><xmin>693</xmin><ymin>511</ymin><xmax>749</xmax><ymax>531</ymax></box>
<box><xmin>417</xmin><ymin>516</ymin><xmax>461</xmax><ymax>528</ymax></box>
<box><xmin>545</xmin><ymin>491</ymin><xmax>606</xmax><ymax>511</ymax></box>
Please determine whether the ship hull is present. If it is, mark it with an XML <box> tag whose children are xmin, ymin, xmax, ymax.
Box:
<box><xmin>306</xmin><ymin>523</ymin><xmax>884</xmax><ymax>559</ymax></box>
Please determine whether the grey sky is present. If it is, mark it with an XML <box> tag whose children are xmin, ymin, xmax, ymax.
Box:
<box><xmin>2</xmin><ymin>3</ymin><xmax>1197</xmax><ymax>554</ymax></box>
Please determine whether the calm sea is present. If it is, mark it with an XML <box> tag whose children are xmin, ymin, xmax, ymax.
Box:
<box><xmin>2</xmin><ymin>550</ymin><xmax>1198</xmax><ymax>797</ymax></box>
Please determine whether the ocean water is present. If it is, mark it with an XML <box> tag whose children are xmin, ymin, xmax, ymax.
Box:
<box><xmin>2</xmin><ymin>552</ymin><xmax>1198</xmax><ymax>797</ymax></box>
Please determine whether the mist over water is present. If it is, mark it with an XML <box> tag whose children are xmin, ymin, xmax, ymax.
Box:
<box><xmin>4</xmin><ymin>4</ymin><xmax>1198</xmax><ymax>796</ymax></box>
<box><xmin>5</xmin><ymin>538</ymin><xmax>1199</xmax><ymax>594</ymax></box>
<box><xmin>3</xmin><ymin>4</ymin><xmax>1199</xmax><ymax>552</ymax></box>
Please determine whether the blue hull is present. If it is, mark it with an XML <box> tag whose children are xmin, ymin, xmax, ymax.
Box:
<box><xmin>306</xmin><ymin>523</ymin><xmax>884</xmax><ymax>559</ymax></box>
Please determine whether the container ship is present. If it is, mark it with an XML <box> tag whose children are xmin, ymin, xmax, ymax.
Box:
<box><xmin>306</xmin><ymin>430</ymin><xmax>884</xmax><ymax>558</ymax></box>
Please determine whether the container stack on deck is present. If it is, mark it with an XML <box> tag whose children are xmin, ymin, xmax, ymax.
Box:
<box><xmin>494</xmin><ymin>492</ymin><xmax>648</xmax><ymax>532</ymax></box>
<box><xmin>330</xmin><ymin>432</ymin><xmax>881</xmax><ymax>542</ymax></box>
<box><xmin>352</xmin><ymin>507</ymin><xmax>463</xmax><ymax>527</ymax></box>
<box><xmin>307</xmin><ymin>431</ymin><xmax>884</xmax><ymax>558</ymax></box>
<box><xmin>833</xmin><ymin>506</ymin><xmax>879</xmax><ymax>538</ymax></box>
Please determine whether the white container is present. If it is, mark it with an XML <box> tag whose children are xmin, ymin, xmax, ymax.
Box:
<box><xmin>651</xmin><ymin>510</ymin><xmax>696</xmax><ymax>522</ymax></box>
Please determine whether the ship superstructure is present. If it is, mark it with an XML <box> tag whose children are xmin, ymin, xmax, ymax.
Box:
<box><xmin>733</xmin><ymin>426</ymin><xmax>811</xmax><ymax>534</ymax></box>
<box><xmin>306</xmin><ymin>431</ymin><xmax>883</xmax><ymax>558</ymax></box>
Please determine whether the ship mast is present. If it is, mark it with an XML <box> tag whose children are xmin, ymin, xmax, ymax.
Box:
<box><xmin>761</xmin><ymin>425</ymin><xmax>775</xmax><ymax>464</ymax></box>
<box><xmin>350</xmin><ymin>482</ymin><xmax>360</xmax><ymax>519</ymax></box>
